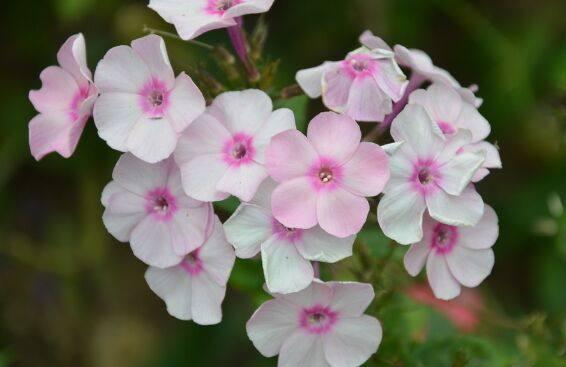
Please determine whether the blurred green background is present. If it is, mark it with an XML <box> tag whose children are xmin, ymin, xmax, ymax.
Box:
<box><xmin>1</xmin><ymin>0</ymin><xmax>565</xmax><ymax>366</ymax></box>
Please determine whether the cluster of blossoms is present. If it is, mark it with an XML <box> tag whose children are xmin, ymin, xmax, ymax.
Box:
<box><xmin>29</xmin><ymin>1</ymin><xmax>501</xmax><ymax>366</ymax></box>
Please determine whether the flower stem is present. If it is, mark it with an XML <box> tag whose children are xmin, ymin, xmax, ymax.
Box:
<box><xmin>363</xmin><ymin>74</ymin><xmax>426</xmax><ymax>142</ymax></box>
<box><xmin>227</xmin><ymin>17</ymin><xmax>260</xmax><ymax>82</ymax></box>
<box><xmin>143</xmin><ymin>25</ymin><xmax>215</xmax><ymax>50</ymax></box>
<box><xmin>313</xmin><ymin>262</ymin><xmax>320</xmax><ymax>279</ymax></box>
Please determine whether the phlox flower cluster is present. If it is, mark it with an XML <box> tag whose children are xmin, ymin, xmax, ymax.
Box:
<box><xmin>29</xmin><ymin>2</ymin><xmax>501</xmax><ymax>366</ymax></box>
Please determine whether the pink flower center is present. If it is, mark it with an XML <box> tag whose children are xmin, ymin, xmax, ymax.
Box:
<box><xmin>145</xmin><ymin>187</ymin><xmax>177</xmax><ymax>221</ymax></box>
<box><xmin>299</xmin><ymin>305</ymin><xmax>338</xmax><ymax>335</ymax></box>
<box><xmin>206</xmin><ymin>0</ymin><xmax>242</xmax><ymax>15</ymax></box>
<box><xmin>341</xmin><ymin>54</ymin><xmax>378</xmax><ymax>79</ymax></box>
<box><xmin>272</xmin><ymin>218</ymin><xmax>303</xmax><ymax>243</ymax></box>
<box><xmin>411</xmin><ymin>159</ymin><xmax>441</xmax><ymax>196</ymax></box>
<box><xmin>437</xmin><ymin>121</ymin><xmax>456</xmax><ymax>135</ymax></box>
<box><xmin>223</xmin><ymin>133</ymin><xmax>256</xmax><ymax>166</ymax></box>
<box><xmin>309</xmin><ymin>157</ymin><xmax>343</xmax><ymax>192</ymax></box>
<box><xmin>180</xmin><ymin>249</ymin><xmax>204</xmax><ymax>275</ymax></box>
<box><xmin>139</xmin><ymin>78</ymin><xmax>170</xmax><ymax>119</ymax></box>
<box><xmin>431</xmin><ymin>223</ymin><xmax>459</xmax><ymax>254</ymax></box>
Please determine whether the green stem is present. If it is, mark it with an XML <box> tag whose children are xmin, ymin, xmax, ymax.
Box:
<box><xmin>143</xmin><ymin>25</ymin><xmax>215</xmax><ymax>50</ymax></box>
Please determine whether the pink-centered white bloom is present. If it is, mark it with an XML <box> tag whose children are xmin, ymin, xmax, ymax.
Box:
<box><xmin>409</xmin><ymin>84</ymin><xmax>501</xmax><ymax>182</ymax></box>
<box><xmin>145</xmin><ymin>216</ymin><xmax>235</xmax><ymax>324</ymax></box>
<box><xmin>247</xmin><ymin>280</ymin><xmax>382</xmax><ymax>367</ymax></box>
<box><xmin>28</xmin><ymin>33</ymin><xmax>98</xmax><ymax>161</ymax></box>
<box><xmin>266</xmin><ymin>112</ymin><xmax>390</xmax><ymax>238</ymax></box>
<box><xmin>175</xmin><ymin>89</ymin><xmax>295</xmax><ymax>202</ymax></box>
<box><xmin>149</xmin><ymin>0</ymin><xmax>275</xmax><ymax>40</ymax></box>
<box><xmin>93</xmin><ymin>35</ymin><xmax>205</xmax><ymax>163</ymax></box>
<box><xmin>377</xmin><ymin>104</ymin><xmax>486</xmax><ymax>245</ymax></box>
<box><xmin>224</xmin><ymin>179</ymin><xmax>355</xmax><ymax>294</ymax></box>
<box><xmin>102</xmin><ymin>154</ymin><xmax>213</xmax><ymax>268</ymax></box>
<box><xmin>296</xmin><ymin>40</ymin><xmax>408</xmax><ymax>122</ymax></box>
<box><xmin>359</xmin><ymin>30</ymin><xmax>482</xmax><ymax>107</ymax></box>
<box><xmin>404</xmin><ymin>206</ymin><xmax>498</xmax><ymax>300</ymax></box>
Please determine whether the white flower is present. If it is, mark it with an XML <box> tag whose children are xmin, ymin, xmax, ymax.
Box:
<box><xmin>247</xmin><ymin>280</ymin><xmax>382</xmax><ymax>367</ymax></box>
<box><xmin>377</xmin><ymin>104</ymin><xmax>486</xmax><ymax>245</ymax></box>
<box><xmin>94</xmin><ymin>35</ymin><xmax>205</xmax><ymax>163</ymax></box>
<box><xmin>404</xmin><ymin>206</ymin><xmax>498</xmax><ymax>300</ymax></box>
<box><xmin>102</xmin><ymin>154</ymin><xmax>213</xmax><ymax>268</ymax></box>
<box><xmin>224</xmin><ymin>179</ymin><xmax>355</xmax><ymax>294</ymax></box>
<box><xmin>145</xmin><ymin>216</ymin><xmax>236</xmax><ymax>324</ymax></box>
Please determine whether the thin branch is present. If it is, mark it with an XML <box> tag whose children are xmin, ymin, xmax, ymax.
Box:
<box><xmin>143</xmin><ymin>25</ymin><xmax>215</xmax><ymax>50</ymax></box>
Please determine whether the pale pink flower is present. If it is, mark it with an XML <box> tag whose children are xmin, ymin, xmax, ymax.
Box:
<box><xmin>175</xmin><ymin>89</ymin><xmax>295</xmax><ymax>202</ymax></box>
<box><xmin>247</xmin><ymin>280</ymin><xmax>382</xmax><ymax>367</ymax></box>
<box><xmin>149</xmin><ymin>0</ymin><xmax>275</xmax><ymax>40</ymax></box>
<box><xmin>28</xmin><ymin>33</ymin><xmax>98</xmax><ymax>160</ymax></box>
<box><xmin>224</xmin><ymin>179</ymin><xmax>355</xmax><ymax>294</ymax></box>
<box><xmin>266</xmin><ymin>112</ymin><xmax>390</xmax><ymax>238</ymax></box>
<box><xmin>406</xmin><ymin>284</ymin><xmax>484</xmax><ymax>333</ymax></box>
<box><xmin>404</xmin><ymin>206</ymin><xmax>498</xmax><ymax>300</ymax></box>
<box><xmin>409</xmin><ymin>84</ymin><xmax>501</xmax><ymax>182</ymax></box>
<box><xmin>93</xmin><ymin>35</ymin><xmax>205</xmax><ymax>163</ymax></box>
<box><xmin>377</xmin><ymin>104</ymin><xmax>485</xmax><ymax>245</ymax></box>
<box><xmin>102</xmin><ymin>154</ymin><xmax>213</xmax><ymax>268</ymax></box>
<box><xmin>296</xmin><ymin>40</ymin><xmax>408</xmax><ymax>122</ymax></box>
<box><xmin>145</xmin><ymin>216</ymin><xmax>235</xmax><ymax>324</ymax></box>
<box><xmin>360</xmin><ymin>30</ymin><xmax>482</xmax><ymax>107</ymax></box>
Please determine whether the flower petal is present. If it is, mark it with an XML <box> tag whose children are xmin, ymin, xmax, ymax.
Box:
<box><xmin>130</xmin><ymin>217</ymin><xmax>182</xmax><ymax>268</ymax></box>
<box><xmin>94</xmin><ymin>45</ymin><xmax>150</xmax><ymax>93</ymax></box>
<box><xmin>262</xmin><ymin>235</ymin><xmax>314</xmax><ymax>294</ymax></box>
<box><xmin>224</xmin><ymin>0</ymin><xmax>275</xmax><ymax>18</ymax></box>
<box><xmin>317</xmin><ymin>188</ymin><xmax>369</xmax><ymax>238</ymax></box>
<box><xmin>216</xmin><ymin>162</ymin><xmax>269</xmax><ymax>202</ymax></box>
<box><xmin>246</xmin><ymin>298</ymin><xmax>299</xmax><ymax>358</ymax></box>
<box><xmin>390</xmin><ymin>104</ymin><xmax>444</xmax><ymax>158</ymax></box>
<box><xmin>426</xmin><ymin>185</ymin><xmax>484</xmax><ymax>227</ymax></box>
<box><xmin>426</xmin><ymin>252</ymin><xmax>461</xmax><ymax>300</ymax></box>
<box><xmin>322</xmin><ymin>315</ymin><xmax>382</xmax><ymax>367</ymax></box>
<box><xmin>458</xmin><ymin>205</ymin><xmax>499</xmax><ymax>250</ymax></box>
<box><xmin>29</xmin><ymin>66</ymin><xmax>79</xmax><ymax>114</ymax></box>
<box><xmin>307</xmin><ymin>112</ymin><xmax>361</xmax><ymax>164</ymax></box>
<box><xmin>266</xmin><ymin>130</ymin><xmax>317</xmax><ymax>182</ymax></box>
<box><xmin>144</xmin><ymin>266</ymin><xmax>193</xmax><ymax>320</ymax></box>
<box><xmin>446</xmin><ymin>246</ymin><xmax>494</xmax><ymax>288</ymax></box>
<box><xmin>198</xmin><ymin>216</ymin><xmax>236</xmax><ymax>286</ymax></box>
<box><xmin>111</xmin><ymin>153</ymin><xmax>169</xmax><ymax>196</ymax></box>
<box><xmin>224</xmin><ymin>204</ymin><xmax>272</xmax><ymax>258</ymax></box>
<box><xmin>296</xmin><ymin>63</ymin><xmax>328</xmax><ymax>98</ymax></box>
<box><xmin>456</xmin><ymin>103</ymin><xmax>491</xmax><ymax>142</ymax></box>
<box><xmin>165</xmin><ymin>72</ymin><xmax>206</xmax><ymax>133</ymax></box>
<box><xmin>126</xmin><ymin>116</ymin><xmax>178</xmax><ymax>163</ymax></box>
<box><xmin>438</xmin><ymin>152</ymin><xmax>484</xmax><ymax>196</ymax></box>
<box><xmin>296</xmin><ymin>227</ymin><xmax>355</xmax><ymax>263</ymax></box>
<box><xmin>404</xmin><ymin>241</ymin><xmax>430</xmax><ymax>276</ymax></box>
<box><xmin>340</xmin><ymin>142</ymin><xmax>390</xmax><ymax>197</ymax></box>
<box><xmin>57</xmin><ymin>33</ymin><xmax>91</xmax><ymax>87</ymax></box>
<box><xmin>346</xmin><ymin>77</ymin><xmax>391</xmax><ymax>122</ymax></box>
<box><xmin>327</xmin><ymin>282</ymin><xmax>374</xmax><ymax>317</ymax></box>
<box><xmin>279</xmin><ymin>331</ymin><xmax>330</xmax><ymax>367</ymax></box>
<box><xmin>131</xmin><ymin>35</ymin><xmax>175</xmax><ymax>87</ymax></box>
<box><xmin>322</xmin><ymin>66</ymin><xmax>354</xmax><ymax>112</ymax></box>
<box><xmin>190</xmin><ymin>271</ymin><xmax>226</xmax><ymax>325</ymax></box>
<box><xmin>208</xmin><ymin>89</ymin><xmax>273</xmax><ymax>135</ymax></box>
<box><xmin>272</xmin><ymin>177</ymin><xmax>318</xmax><ymax>229</ymax></box>
<box><xmin>377</xmin><ymin>183</ymin><xmax>427</xmax><ymax>245</ymax></box>
<box><xmin>177</xmin><ymin>154</ymin><xmax>230</xmax><ymax>202</ymax></box>
<box><xmin>174</xmin><ymin>113</ymin><xmax>231</xmax><ymax>157</ymax></box>
<box><xmin>169</xmin><ymin>205</ymin><xmax>210</xmax><ymax>256</ymax></box>
<box><xmin>253</xmin><ymin>108</ymin><xmax>296</xmax><ymax>164</ymax></box>
<box><xmin>102</xmin><ymin>189</ymin><xmax>147</xmax><ymax>242</ymax></box>
<box><xmin>28</xmin><ymin>112</ymin><xmax>84</xmax><ymax>160</ymax></box>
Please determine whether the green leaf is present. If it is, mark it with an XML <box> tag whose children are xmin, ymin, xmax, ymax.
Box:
<box><xmin>274</xmin><ymin>95</ymin><xmax>309</xmax><ymax>132</ymax></box>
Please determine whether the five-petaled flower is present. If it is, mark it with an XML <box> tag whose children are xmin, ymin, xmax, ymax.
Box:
<box><xmin>94</xmin><ymin>35</ymin><xmax>205</xmax><ymax>163</ymax></box>
<box><xmin>266</xmin><ymin>111</ymin><xmax>390</xmax><ymax>238</ymax></box>
<box><xmin>404</xmin><ymin>206</ymin><xmax>498</xmax><ymax>300</ymax></box>
<box><xmin>377</xmin><ymin>104</ymin><xmax>486</xmax><ymax>245</ymax></box>
<box><xmin>149</xmin><ymin>0</ymin><xmax>275</xmax><ymax>40</ymax></box>
<box><xmin>145</xmin><ymin>216</ymin><xmax>236</xmax><ymax>324</ymax></box>
<box><xmin>247</xmin><ymin>280</ymin><xmax>382</xmax><ymax>367</ymax></box>
<box><xmin>102</xmin><ymin>154</ymin><xmax>213</xmax><ymax>268</ymax></box>
<box><xmin>224</xmin><ymin>179</ymin><xmax>355</xmax><ymax>294</ymax></box>
<box><xmin>29</xmin><ymin>33</ymin><xmax>98</xmax><ymax>161</ymax></box>
<box><xmin>175</xmin><ymin>89</ymin><xmax>295</xmax><ymax>202</ymax></box>
<box><xmin>296</xmin><ymin>39</ymin><xmax>408</xmax><ymax>122</ymax></box>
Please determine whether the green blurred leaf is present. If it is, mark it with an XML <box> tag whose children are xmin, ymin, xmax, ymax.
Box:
<box><xmin>274</xmin><ymin>95</ymin><xmax>309</xmax><ymax>132</ymax></box>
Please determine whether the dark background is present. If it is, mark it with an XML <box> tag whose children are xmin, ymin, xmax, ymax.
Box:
<box><xmin>0</xmin><ymin>0</ymin><xmax>565</xmax><ymax>366</ymax></box>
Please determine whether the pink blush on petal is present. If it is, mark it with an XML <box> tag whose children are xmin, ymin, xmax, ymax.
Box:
<box><xmin>437</xmin><ymin>121</ymin><xmax>457</xmax><ymax>136</ymax></box>
<box><xmin>410</xmin><ymin>158</ymin><xmax>442</xmax><ymax>197</ymax></box>
<box><xmin>430</xmin><ymin>223</ymin><xmax>459</xmax><ymax>254</ymax></box>
<box><xmin>205</xmin><ymin>0</ymin><xmax>243</xmax><ymax>15</ymax></box>
<box><xmin>222</xmin><ymin>132</ymin><xmax>256</xmax><ymax>166</ymax></box>
<box><xmin>180</xmin><ymin>248</ymin><xmax>204</xmax><ymax>276</ymax></box>
<box><xmin>68</xmin><ymin>87</ymin><xmax>91</xmax><ymax>121</ymax></box>
<box><xmin>340</xmin><ymin>54</ymin><xmax>379</xmax><ymax>80</ymax></box>
<box><xmin>139</xmin><ymin>78</ymin><xmax>171</xmax><ymax>119</ymax></box>
<box><xmin>299</xmin><ymin>305</ymin><xmax>338</xmax><ymax>335</ymax></box>
<box><xmin>308</xmin><ymin>157</ymin><xmax>344</xmax><ymax>192</ymax></box>
<box><xmin>271</xmin><ymin>217</ymin><xmax>304</xmax><ymax>243</ymax></box>
<box><xmin>145</xmin><ymin>187</ymin><xmax>177</xmax><ymax>221</ymax></box>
